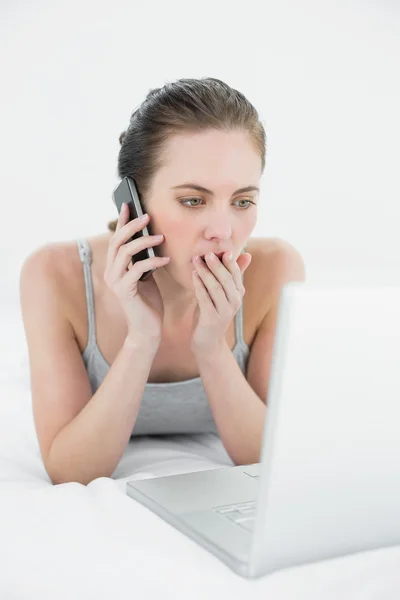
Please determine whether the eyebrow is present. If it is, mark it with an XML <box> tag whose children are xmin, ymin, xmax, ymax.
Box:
<box><xmin>171</xmin><ymin>183</ymin><xmax>259</xmax><ymax>195</ymax></box>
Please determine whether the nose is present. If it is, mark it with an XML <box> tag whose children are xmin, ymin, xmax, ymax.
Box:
<box><xmin>205</xmin><ymin>212</ymin><xmax>232</xmax><ymax>239</ymax></box>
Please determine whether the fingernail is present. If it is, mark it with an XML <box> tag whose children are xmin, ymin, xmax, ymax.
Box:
<box><xmin>228</xmin><ymin>252</ymin><xmax>233</xmax><ymax>261</ymax></box>
<box><xmin>140</xmin><ymin>213</ymin><xmax>148</xmax><ymax>220</ymax></box>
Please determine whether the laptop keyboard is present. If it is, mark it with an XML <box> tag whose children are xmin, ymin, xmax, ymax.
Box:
<box><xmin>213</xmin><ymin>500</ymin><xmax>256</xmax><ymax>531</ymax></box>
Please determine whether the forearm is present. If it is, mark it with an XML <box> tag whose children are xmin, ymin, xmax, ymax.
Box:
<box><xmin>195</xmin><ymin>341</ymin><xmax>266</xmax><ymax>465</ymax></box>
<box><xmin>47</xmin><ymin>336</ymin><xmax>159</xmax><ymax>485</ymax></box>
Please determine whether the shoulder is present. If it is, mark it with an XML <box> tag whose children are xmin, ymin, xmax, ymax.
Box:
<box><xmin>19</xmin><ymin>240</ymin><xmax>84</xmax><ymax>312</ymax></box>
<box><xmin>244</xmin><ymin>238</ymin><xmax>305</xmax><ymax>403</ymax></box>
<box><xmin>20</xmin><ymin>240</ymin><xmax>82</xmax><ymax>283</ymax></box>
<box><xmin>246</xmin><ymin>236</ymin><xmax>305</xmax><ymax>286</ymax></box>
<box><xmin>245</xmin><ymin>236</ymin><xmax>306</xmax><ymax>324</ymax></box>
<box><xmin>248</xmin><ymin>236</ymin><xmax>305</xmax><ymax>271</ymax></box>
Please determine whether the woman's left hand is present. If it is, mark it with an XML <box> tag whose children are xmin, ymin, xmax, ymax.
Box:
<box><xmin>190</xmin><ymin>251</ymin><xmax>252</xmax><ymax>357</ymax></box>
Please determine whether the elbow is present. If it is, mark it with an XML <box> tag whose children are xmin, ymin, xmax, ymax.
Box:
<box><xmin>46</xmin><ymin>467</ymin><xmax>110</xmax><ymax>486</ymax></box>
<box><xmin>44</xmin><ymin>440</ymin><xmax>112</xmax><ymax>486</ymax></box>
<box><xmin>47</xmin><ymin>466</ymin><xmax>114</xmax><ymax>486</ymax></box>
<box><xmin>44</xmin><ymin>463</ymin><xmax>85</xmax><ymax>486</ymax></box>
<box><xmin>44</xmin><ymin>453</ymin><xmax>111</xmax><ymax>486</ymax></box>
<box><xmin>232</xmin><ymin>445</ymin><xmax>262</xmax><ymax>467</ymax></box>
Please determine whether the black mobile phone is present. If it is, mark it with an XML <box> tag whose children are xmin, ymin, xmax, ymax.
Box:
<box><xmin>112</xmin><ymin>176</ymin><xmax>158</xmax><ymax>281</ymax></box>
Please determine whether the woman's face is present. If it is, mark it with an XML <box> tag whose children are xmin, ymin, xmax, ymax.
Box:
<box><xmin>146</xmin><ymin>128</ymin><xmax>262</xmax><ymax>287</ymax></box>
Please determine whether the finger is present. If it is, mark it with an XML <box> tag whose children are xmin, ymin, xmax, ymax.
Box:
<box><xmin>107</xmin><ymin>208</ymin><xmax>148</xmax><ymax>270</ymax></box>
<box><xmin>194</xmin><ymin>260</ymin><xmax>228</xmax><ymax>313</ymax></box>
<box><xmin>192</xmin><ymin>269</ymin><xmax>214</xmax><ymax>311</ymax></box>
<box><xmin>222</xmin><ymin>252</ymin><xmax>245</xmax><ymax>293</ymax></box>
<box><xmin>202</xmin><ymin>253</ymin><xmax>240</xmax><ymax>303</ymax></box>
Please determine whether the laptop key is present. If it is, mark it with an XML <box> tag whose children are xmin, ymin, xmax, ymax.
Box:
<box><xmin>225</xmin><ymin>511</ymin><xmax>244</xmax><ymax>521</ymax></box>
<box><xmin>213</xmin><ymin>500</ymin><xmax>256</xmax><ymax>531</ymax></box>
<box><xmin>237</xmin><ymin>507</ymin><xmax>256</xmax><ymax>515</ymax></box>
<box><xmin>234</xmin><ymin>516</ymin><xmax>255</xmax><ymax>524</ymax></box>
<box><xmin>235</xmin><ymin>501</ymin><xmax>256</xmax><ymax>510</ymax></box>
<box><xmin>215</xmin><ymin>506</ymin><xmax>237</xmax><ymax>514</ymax></box>
<box><xmin>229</xmin><ymin>502</ymin><xmax>254</xmax><ymax>511</ymax></box>
<box><xmin>216</xmin><ymin>501</ymin><xmax>255</xmax><ymax>512</ymax></box>
<box><xmin>235</xmin><ymin>518</ymin><xmax>254</xmax><ymax>531</ymax></box>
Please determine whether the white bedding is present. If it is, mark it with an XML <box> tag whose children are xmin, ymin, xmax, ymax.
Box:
<box><xmin>1</xmin><ymin>309</ymin><xmax>399</xmax><ymax>600</ymax></box>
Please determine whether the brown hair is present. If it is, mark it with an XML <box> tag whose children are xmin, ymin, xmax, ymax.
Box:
<box><xmin>107</xmin><ymin>77</ymin><xmax>267</xmax><ymax>232</ymax></box>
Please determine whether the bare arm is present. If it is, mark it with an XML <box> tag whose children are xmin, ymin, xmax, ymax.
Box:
<box><xmin>20</xmin><ymin>244</ymin><xmax>159</xmax><ymax>486</ymax></box>
<box><xmin>47</xmin><ymin>336</ymin><xmax>158</xmax><ymax>485</ymax></box>
<box><xmin>193</xmin><ymin>242</ymin><xmax>306</xmax><ymax>465</ymax></box>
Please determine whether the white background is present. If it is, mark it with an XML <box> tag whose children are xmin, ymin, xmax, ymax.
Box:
<box><xmin>1</xmin><ymin>5</ymin><xmax>400</xmax><ymax>596</ymax></box>
<box><xmin>1</xmin><ymin>0</ymin><xmax>399</xmax><ymax>312</ymax></box>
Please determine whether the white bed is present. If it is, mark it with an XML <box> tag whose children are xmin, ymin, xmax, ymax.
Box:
<box><xmin>1</xmin><ymin>307</ymin><xmax>399</xmax><ymax>600</ymax></box>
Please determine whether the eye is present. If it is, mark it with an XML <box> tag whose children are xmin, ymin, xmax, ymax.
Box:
<box><xmin>180</xmin><ymin>198</ymin><xmax>255</xmax><ymax>209</ymax></box>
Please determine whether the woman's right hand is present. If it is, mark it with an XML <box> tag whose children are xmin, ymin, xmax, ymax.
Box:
<box><xmin>103</xmin><ymin>203</ymin><xmax>170</xmax><ymax>346</ymax></box>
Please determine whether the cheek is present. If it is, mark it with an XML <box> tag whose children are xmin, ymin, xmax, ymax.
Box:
<box><xmin>154</xmin><ymin>214</ymin><xmax>182</xmax><ymax>243</ymax></box>
<box><xmin>165</xmin><ymin>220</ymin><xmax>185</xmax><ymax>240</ymax></box>
<box><xmin>165</xmin><ymin>222</ymin><xmax>188</xmax><ymax>252</ymax></box>
<box><xmin>162</xmin><ymin>221</ymin><xmax>192</xmax><ymax>262</ymax></box>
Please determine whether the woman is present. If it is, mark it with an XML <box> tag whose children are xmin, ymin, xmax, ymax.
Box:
<box><xmin>20</xmin><ymin>77</ymin><xmax>305</xmax><ymax>486</ymax></box>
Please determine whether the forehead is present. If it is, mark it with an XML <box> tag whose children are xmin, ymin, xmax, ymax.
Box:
<box><xmin>155</xmin><ymin>129</ymin><xmax>261</xmax><ymax>186</ymax></box>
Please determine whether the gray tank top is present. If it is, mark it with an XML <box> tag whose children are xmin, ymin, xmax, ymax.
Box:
<box><xmin>76</xmin><ymin>239</ymin><xmax>250</xmax><ymax>437</ymax></box>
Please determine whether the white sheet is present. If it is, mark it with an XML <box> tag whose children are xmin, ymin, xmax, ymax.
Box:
<box><xmin>1</xmin><ymin>308</ymin><xmax>399</xmax><ymax>600</ymax></box>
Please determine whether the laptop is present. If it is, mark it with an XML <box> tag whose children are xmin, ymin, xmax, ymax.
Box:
<box><xmin>126</xmin><ymin>282</ymin><xmax>400</xmax><ymax>578</ymax></box>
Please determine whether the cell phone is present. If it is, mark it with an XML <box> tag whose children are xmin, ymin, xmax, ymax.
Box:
<box><xmin>112</xmin><ymin>176</ymin><xmax>158</xmax><ymax>281</ymax></box>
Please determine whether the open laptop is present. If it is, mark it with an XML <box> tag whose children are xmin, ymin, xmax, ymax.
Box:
<box><xmin>126</xmin><ymin>282</ymin><xmax>400</xmax><ymax>578</ymax></box>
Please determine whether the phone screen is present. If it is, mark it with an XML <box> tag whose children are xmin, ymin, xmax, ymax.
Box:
<box><xmin>112</xmin><ymin>176</ymin><xmax>157</xmax><ymax>281</ymax></box>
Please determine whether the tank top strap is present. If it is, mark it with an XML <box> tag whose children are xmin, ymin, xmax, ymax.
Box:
<box><xmin>234</xmin><ymin>244</ymin><xmax>247</xmax><ymax>347</ymax></box>
<box><xmin>76</xmin><ymin>239</ymin><xmax>96</xmax><ymax>348</ymax></box>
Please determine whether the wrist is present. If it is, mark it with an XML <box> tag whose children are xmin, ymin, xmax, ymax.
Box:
<box><xmin>192</xmin><ymin>340</ymin><xmax>227</xmax><ymax>362</ymax></box>
<box><xmin>124</xmin><ymin>332</ymin><xmax>160</xmax><ymax>354</ymax></box>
